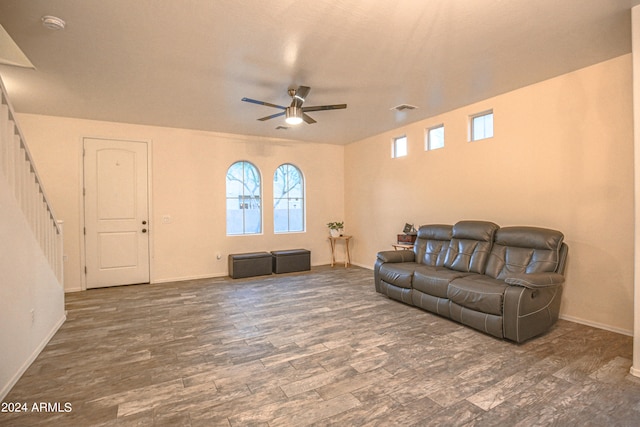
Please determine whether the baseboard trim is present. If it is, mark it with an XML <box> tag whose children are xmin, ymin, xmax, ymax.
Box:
<box><xmin>0</xmin><ymin>312</ymin><xmax>66</xmax><ymax>401</ymax></box>
<box><xmin>350</xmin><ymin>262</ymin><xmax>373</xmax><ymax>270</ymax></box>
<box><xmin>151</xmin><ymin>263</ymin><xmax>375</xmax><ymax>284</ymax></box>
<box><xmin>152</xmin><ymin>272</ymin><xmax>228</xmax><ymax>284</ymax></box>
<box><xmin>559</xmin><ymin>314</ymin><xmax>633</xmax><ymax>337</ymax></box>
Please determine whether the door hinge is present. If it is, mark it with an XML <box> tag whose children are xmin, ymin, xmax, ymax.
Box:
<box><xmin>83</xmin><ymin>188</ymin><xmax>85</xmax><ymax>196</ymax></box>
<box><xmin>84</xmin><ymin>266</ymin><xmax>87</xmax><ymax>274</ymax></box>
<box><xmin>83</xmin><ymin>227</ymin><xmax>86</xmax><ymax>235</ymax></box>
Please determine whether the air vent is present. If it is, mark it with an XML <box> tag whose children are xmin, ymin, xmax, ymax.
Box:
<box><xmin>391</xmin><ymin>104</ymin><xmax>418</xmax><ymax>112</ymax></box>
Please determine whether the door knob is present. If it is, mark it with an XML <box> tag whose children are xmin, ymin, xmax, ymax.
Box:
<box><xmin>142</xmin><ymin>228</ymin><xmax>147</xmax><ymax>233</ymax></box>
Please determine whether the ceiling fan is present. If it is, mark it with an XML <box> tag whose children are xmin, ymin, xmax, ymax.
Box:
<box><xmin>241</xmin><ymin>86</ymin><xmax>347</xmax><ymax>125</ymax></box>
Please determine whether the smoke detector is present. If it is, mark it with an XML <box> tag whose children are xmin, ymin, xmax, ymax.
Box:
<box><xmin>41</xmin><ymin>15</ymin><xmax>66</xmax><ymax>31</ymax></box>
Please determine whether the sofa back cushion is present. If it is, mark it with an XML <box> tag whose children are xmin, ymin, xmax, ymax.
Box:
<box><xmin>414</xmin><ymin>224</ymin><xmax>452</xmax><ymax>267</ymax></box>
<box><xmin>484</xmin><ymin>226</ymin><xmax>564</xmax><ymax>280</ymax></box>
<box><xmin>444</xmin><ymin>221</ymin><xmax>500</xmax><ymax>273</ymax></box>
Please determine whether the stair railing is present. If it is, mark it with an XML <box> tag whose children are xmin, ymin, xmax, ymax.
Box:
<box><xmin>0</xmin><ymin>76</ymin><xmax>63</xmax><ymax>285</ymax></box>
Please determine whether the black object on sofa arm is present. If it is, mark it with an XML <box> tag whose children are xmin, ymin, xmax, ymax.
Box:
<box><xmin>374</xmin><ymin>220</ymin><xmax>568</xmax><ymax>343</ymax></box>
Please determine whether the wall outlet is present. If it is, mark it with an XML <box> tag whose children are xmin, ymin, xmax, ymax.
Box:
<box><xmin>162</xmin><ymin>215</ymin><xmax>173</xmax><ymax>224</ymax></box>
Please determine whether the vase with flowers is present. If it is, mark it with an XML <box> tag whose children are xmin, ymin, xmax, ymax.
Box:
<box><xmin>327</xmin><ymin>221</ymin><xmax>344</xmax><ymax>237</ymax></box>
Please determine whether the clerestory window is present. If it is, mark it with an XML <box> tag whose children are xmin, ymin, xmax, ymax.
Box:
<box><xmin>470</xmin><ymin>110</ymin><xmax>494</xmax><ymax>141</ymax></box>
<box><xmin>392</xmin><ymin>135</ymin><xmax>408</xmax><ymax>158</ymax></box>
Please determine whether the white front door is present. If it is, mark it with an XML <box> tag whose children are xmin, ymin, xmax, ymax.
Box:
<box><xmin>83</xmin><ymin>138</ymin><xmax>150</xmax><ymax>288</ymax></box>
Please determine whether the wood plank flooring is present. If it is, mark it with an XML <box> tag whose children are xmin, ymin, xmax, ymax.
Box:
<box><xmin>3</xmin><ymin>265</ymin><xmax>640</xmax><ymax>426</ymax></box>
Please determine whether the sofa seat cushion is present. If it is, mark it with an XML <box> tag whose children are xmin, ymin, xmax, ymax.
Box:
<box><xmin>378</xmin><ymin>262</ymin><xmax>417</xmax><ymax>289</ymax></box>
<box><xmin>447</xmin><ymin>275</ymin><xmax>509</xmax><ymax>316</ymax></box>
<box><xmin>412</xmin><ymin>289</ymin><xmax>451</xmax><ymax>318</ymax></box>
<box><xmin>413</xmin><ymin>266</ymin><xmax>472</xmax><ymax>298</ymax></box>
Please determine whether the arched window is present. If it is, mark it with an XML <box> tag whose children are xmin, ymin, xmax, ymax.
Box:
<box><xmin>226</xmin><ymin>161</ymin><xmax>262</xmax><ymax>235</ymax></box>
<box><xmin>273</xmin><ymin>163</ymin><xmax>305</xmax><ymax>233</ymax></box>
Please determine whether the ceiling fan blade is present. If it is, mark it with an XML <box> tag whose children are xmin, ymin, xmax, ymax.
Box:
<box><xmin>302</xmin><ymin>104</ymin><xmax>347</xmax><ymax>112</ymax></box>
<box><xmin>292</xmin><ymin>86</ymin><xmax>311</xmax><ymax>108</ymax></box>
<box><xmin>302</xmin><ymin>113</ymin><xmax>316</xmax><ymax>124</ymax></box>
<box><xmin>241</xmin><ymin>97</ymin><xmax>286</xmax><ymax>110</ymax></box>
<box><xmin>258</xmin><ymin>111</ymin><xmax>286</xmax><ymax>121</ymax></box>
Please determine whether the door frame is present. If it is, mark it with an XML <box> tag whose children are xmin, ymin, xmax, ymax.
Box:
<box><xmin>79</xmin><ymin>136</ymin><xmax>153</xmax><ymax>291</ymax></box>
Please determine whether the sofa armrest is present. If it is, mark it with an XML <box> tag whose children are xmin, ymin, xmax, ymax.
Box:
<box><xmin>374</xmin><ymin>250</ymin><xmax>416</xmax><ymax>294</ymax></box>
<box><xmin>377</xmin><ymin>250</ymin><xmax>415</xmax><ymax>263</ymax></box>
<box><xmin>503</xmin><ymin>284</ymin><xmax>563</xmax><ymax>343</ymax></box>
<box><xmin>505</xmin><ymin>272</ymin><xmax>565</xmax><ymax>289</ymax></box>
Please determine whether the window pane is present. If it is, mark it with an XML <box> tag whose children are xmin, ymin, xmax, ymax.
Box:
<box><xmin>274</xmin><ymin>208</ymin><xmax>288</xmax><ymax>233</ymax></box>
<box><xmin>428</xmin><ymin>125</ymin><xmax>444</xmax><ymax>150</ymax></box>
<box><xmin>393</xmin><ymin>136</ymin><xmax>407</xmax><ymax>158</ymax></box>
<box><xmin>226</xmin><ymin>162</ymin><xmax>244</xmax><ymax>197</ymax></box>
<box><xmin>274</xmin><ymin>164</ymin><xmax>305</xmax><ymax>233</ymax></box>
<box><xmin>472</xmin><ymin>111</ymin><xmax>493</xmax><ymax>141</ymax></box>
<box><xmin>226</xmin><ymin>208</ymin><xmax>243</xmax><ymax>235</ymax></box>
<box><xmin>485</xmin><ymin>113</ymin><xmax>494</xmax><ymax>137</ymax></box>
<box><xmin>244</xmin><ymin>204</ymin><xmax>262</xmax><ymax>234</ymax></box>
<box><xmin>473</xmin><ymin>116</ymin><xmax>482</xmax><ymax>139</ymax></box>
<box><xmin>287</xmin><ymin>198</ymin><xmax>304</xmax><ymax>232</ymax></box>
<box><xmin>226</xmin><ymin>161</ymin><xmax>262</xmax><ymax>235</ymax></box>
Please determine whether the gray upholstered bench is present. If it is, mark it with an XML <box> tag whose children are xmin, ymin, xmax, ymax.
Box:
<box><xmin>271</xmin><ymin>249</ymin><xmax>311</xmax><ymax>274</ymax></box>
<box><xmin>228</xmin><ymin>252</ymin><xmax>273</xmax><ymax>279</ymax></box>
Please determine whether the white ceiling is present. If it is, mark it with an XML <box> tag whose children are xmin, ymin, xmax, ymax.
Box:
<box><xmin>0</xmin><ymin>0</ymin><xmax>639</xmax><ymax>145</ymax></box>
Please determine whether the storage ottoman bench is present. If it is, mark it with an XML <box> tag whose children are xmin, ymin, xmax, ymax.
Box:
<box><xmin>228</xmin><ymin>252</ymin><xmax>273</xmax><ymax>279</ymax></box>
<box><xmin>271</xmin><ymin>249</ymin><xmax>311</xmax><ymax>274</ymax></box>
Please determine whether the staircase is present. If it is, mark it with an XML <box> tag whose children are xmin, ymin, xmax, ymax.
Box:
<box><xmin>0</xmin><ymin>74</ymin><xmax>67</xmax><ymax>400</ymax></box>
<box><xmin>0</xmin><ymin>76</ymin><xmax>63</xmax><ymax>283</ymax></box>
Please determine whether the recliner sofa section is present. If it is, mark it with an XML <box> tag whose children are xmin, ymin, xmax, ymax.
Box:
<box><xmin>374</xmin><ymin>220</ymin><xmax>568</xmax><ymax>343</ymax></box>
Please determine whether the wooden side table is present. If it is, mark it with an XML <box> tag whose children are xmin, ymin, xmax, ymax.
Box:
<box><xmin>392</xmin><ymin>243</ymin><xmax>414</xmax><ymax>251</ymax></box>
<box><xmin>328</xmin><ymin>235</ymin><xmax>352</xmax><ymax>267</ymax></box>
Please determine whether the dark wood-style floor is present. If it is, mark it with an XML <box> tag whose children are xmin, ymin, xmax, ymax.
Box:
<box><xmin>3</xmin><ymin>266</ymin><xmax>640</xmax><ymax>426</ymax></box>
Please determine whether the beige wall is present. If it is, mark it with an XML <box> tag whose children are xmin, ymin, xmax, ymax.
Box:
<box><xmin>16</xmin><ymin>54</ymin><xmax>634</xmax><ymax>335</ymax></box>
<box><xmin>17</xmin><ymin>115</ymin><xmax>345</xmax><ymax>291</ymax></box>
<box><xmin>345</xmin><ymin>54</ymin><xmax>634</xmax><ymax>334</ymax></box>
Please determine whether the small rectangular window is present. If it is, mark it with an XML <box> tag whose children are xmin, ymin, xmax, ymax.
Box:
<box><xmin>426</xmin><ymin>125</ymin><xmax>445</xmax><ymax>150</ymax></box>
<box><xmin>470</xmin><ymin>110</ymin><xmax>494</xmax><ymax>141</ymax></box>
<box><xmin>392</xmin><ymin>135</ymin><xmax>407</xmax><ymax>158</ymax></box>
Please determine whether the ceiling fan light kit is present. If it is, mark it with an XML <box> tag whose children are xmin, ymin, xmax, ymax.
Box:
<box><xmin>242</xmin><ymin>85</ymin><xmax>346</xmax><ymax>127</ymax></box>
<box><xmin>285</xmin><ymin>106</ymin><xmax>303</xmax><ymax>125</ymax></box>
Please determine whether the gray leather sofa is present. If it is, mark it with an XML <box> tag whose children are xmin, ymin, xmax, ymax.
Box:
<box><xmin>374</xmin><ymin>220</ymin><xmax>568</xmax><ymax>343</ymax></box>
